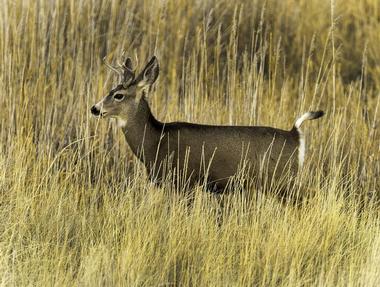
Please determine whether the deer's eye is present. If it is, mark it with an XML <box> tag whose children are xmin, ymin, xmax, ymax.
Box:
<box><xmin>114</xmin><ymin>94</ymin><xmax>124</xmax><ymax>101</ymax></box>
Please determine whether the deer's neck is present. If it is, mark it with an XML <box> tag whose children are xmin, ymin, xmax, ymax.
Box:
<box><xmin>121</xmin><ymin>98</ymin><xmax>163</xmax><ymax>164</ymax></box>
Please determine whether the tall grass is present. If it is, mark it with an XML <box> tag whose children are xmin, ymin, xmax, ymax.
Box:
<box><xmin>0</xmin><ymin>0</ymin><xmax>379</xmax><ymax>285</ymax></box>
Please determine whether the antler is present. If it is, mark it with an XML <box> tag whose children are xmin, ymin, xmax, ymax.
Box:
<box><xmin>103</xmin><ymin>56</ymin><xmax>124</xmax><ymax>82</ymax></box>
<box><xmin>103</xmin><ymin>55</ymin><xmax>135</xmax><ymax>87</ymax></box>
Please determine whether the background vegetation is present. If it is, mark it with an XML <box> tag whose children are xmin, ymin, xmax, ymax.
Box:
<box><xmin>0</xmin><ymin>0</ymin><xmax>379</xmax><ymax>285</ymax></box>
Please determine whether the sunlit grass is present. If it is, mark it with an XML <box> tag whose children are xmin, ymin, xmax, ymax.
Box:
<box><xmin>0</xmin><ymin>0</ymin><xmax>379</xmax><ymax>285</ymax></box>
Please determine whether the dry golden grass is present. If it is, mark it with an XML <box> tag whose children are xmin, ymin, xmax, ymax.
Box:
<box><xmin>0</xmin><ymin>0</ymin><xmax>379</xmax><ymax>285</ymax></box>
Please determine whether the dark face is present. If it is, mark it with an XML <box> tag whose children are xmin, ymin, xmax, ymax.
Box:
<box><xmin>91</xmin><ymin>56</ymin><xmax>159</xmax><ymax>127</ymax></box>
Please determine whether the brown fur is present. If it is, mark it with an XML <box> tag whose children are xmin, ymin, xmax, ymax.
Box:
<box><xmin>121</xmin><ymin>98</ymin><xmax>300</xmax><ymax>191</ymax></box>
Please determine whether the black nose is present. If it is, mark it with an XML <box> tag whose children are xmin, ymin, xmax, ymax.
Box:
<box><xmin>91</xmin><ymin>105</ymin><xmax>100</xmax><ymax>116</ymax></box>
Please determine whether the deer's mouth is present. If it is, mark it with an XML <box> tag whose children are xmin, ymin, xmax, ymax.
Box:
<box><xmin>93</xmin><ymin>112</ymin><xmax>108</xmax><ymax>118</ymax></box>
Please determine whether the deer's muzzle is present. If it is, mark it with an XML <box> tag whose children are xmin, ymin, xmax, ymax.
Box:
<box><xmin>90</xmin><ymin>105</ymin><xmax>100</xmax><ymax>116</ymax></box>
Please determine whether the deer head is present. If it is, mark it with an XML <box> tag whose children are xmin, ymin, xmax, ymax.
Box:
<box><xmin>91</xmin><ymin>56</ymin><xmax>159</xmax><ymax>127</ymax></box>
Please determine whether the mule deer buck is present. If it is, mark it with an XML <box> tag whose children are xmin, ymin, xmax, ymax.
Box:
<box><xmin>91</xmin><ymin>56</ymin><xmax>324</xmax><ymax>192</ymax></box>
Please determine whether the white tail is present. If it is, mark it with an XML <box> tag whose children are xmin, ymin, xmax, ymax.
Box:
<box><xmin>293</xmin><ymin>110</ymin><xmax>324</xmax><ymax>168</ymax></box>
<box><xmin>294</xmin><ymin>111</ymin><xmax>324</xmax><ymax>129</ymax></box>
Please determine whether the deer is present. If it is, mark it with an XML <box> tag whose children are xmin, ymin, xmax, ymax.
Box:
<box><xmin>91</xmin><ymin>56</ymin><xmax>324</xmax><ymax>193</ymax></box>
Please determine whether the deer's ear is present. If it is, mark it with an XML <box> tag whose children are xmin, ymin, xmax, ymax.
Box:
<box><xmin>138</xmin><ymin>56</ymin><xmax>159</xmax><ymax>89</ymax></box>
<box><xmin>124</xmin><ymin>57</ymin><xmax>133</xmax><ymax>71</ymax></box>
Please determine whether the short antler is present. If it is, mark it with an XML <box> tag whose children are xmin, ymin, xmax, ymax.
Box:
<box><xmin>103</xmin><ymin>56</ymin><xmax>124</xmax><ymax>81</ymax></box>
<box><xmin>103</xmin><ymin>55</ymin><xmax>135</xmax><ymax>87</ymax></box>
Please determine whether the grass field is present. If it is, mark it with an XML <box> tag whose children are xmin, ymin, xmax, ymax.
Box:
<box><xmin>0</xmin><ymin>0</ymin><xmax>379</xmax><ymax>285</ymax></box>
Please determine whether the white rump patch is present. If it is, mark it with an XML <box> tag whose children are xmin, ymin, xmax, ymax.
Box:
<box><xmin>294</xmin><ymin>111</ymin><xmax>324</xmax><ymax>168</ymax></box>
<box><xmin>298</xmin><ymin>129</ymin><xmax>305</xmax><ymax>168</ymax></box>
